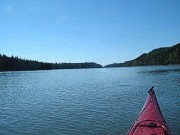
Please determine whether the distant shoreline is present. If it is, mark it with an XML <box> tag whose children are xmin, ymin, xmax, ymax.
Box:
<box><xmin>0</xmin><ymin>54</ymin><xmax>102</xmax><ymax>72</ymax></box>
<box><xmin>104</xmin><ymin>64</ymin><xmax>180</xmax><ymax>68</ymax></box>
<box><xmin>0</xmin><ymin>43</ymin><xmax>179</xmax><ymax>72</ymax></box>
<box><xmin>0</xmin><ymin>64</ymin><xmax>180</xmax><ymax>73</ymax></box>
<box><xmin>105</xmin><ymin>43</ymin><xmax>180</xmax><ymax>68</ymax></box>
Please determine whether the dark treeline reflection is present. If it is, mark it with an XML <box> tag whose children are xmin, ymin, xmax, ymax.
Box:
<box><xmin>0</xmin><ymin>54</ymin><xmax>102</xmax><ymax>71</ymax></box>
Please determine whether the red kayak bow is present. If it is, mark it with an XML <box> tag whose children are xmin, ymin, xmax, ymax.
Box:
<box><xmin>127</xmin><ymin>87</ymin><xmax>171</xmax><ymax>135</ymax></box>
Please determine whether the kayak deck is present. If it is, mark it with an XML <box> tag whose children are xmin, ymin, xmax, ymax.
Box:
<box><xmin>127</xmin><ymin>87</ymin><xmax>171</xmax><ymax>135</ymax></box>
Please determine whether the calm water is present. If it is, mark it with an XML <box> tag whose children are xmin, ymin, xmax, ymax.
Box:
<box><xmin>0</xmin><ymin>66</ymin><xmax>179</xmax><ymax>135</ymax></box>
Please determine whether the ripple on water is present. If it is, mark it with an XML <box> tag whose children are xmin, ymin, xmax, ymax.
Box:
<box><xmin>0</xmin><ymin>66</ymin><xmax>179</xmax><ymax>135</ymax></box>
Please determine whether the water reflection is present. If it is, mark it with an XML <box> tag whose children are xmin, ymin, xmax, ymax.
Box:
<box><xmin>0</xmin><ymin>66</ymin><xmax>179</xmax><ymax>135</ymax></box>
<box><xmin>140</xmin><ymin>67</ymin><xmax>180</xmax><ymax>75</ymax></box>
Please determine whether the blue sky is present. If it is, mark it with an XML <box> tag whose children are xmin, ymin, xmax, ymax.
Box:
<box><xmin>0</xmin><ymin>0</ymin><xmax>180</xmax><ymax>65</ymax></box>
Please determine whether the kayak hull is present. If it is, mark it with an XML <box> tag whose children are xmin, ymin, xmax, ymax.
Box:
<box><xmin>127</xmin><ymin>87</ymin><xmax>171</xmax><ymax>135</ymax></box>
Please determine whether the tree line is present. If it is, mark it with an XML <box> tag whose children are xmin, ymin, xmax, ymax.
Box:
<box><xmin>105</xmin><ymin>43</ymin><xmax>180</xmax><ymax>67</ymax></box>
<box><xmin>0</xmin><ymin>54</ymin><xmax>102</xmax><ymax>71</ymax></box>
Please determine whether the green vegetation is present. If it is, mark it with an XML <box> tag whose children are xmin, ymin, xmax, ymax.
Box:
<box><xmin>0</xmin><ymin>55</ymin><xmax>102</xmax><ymax>71</ymax></box>
<box><xmin>105</xmin><ymin>43</ymin><xmax>180</xmax><ymax>67</ymax></box>
<box><xmin>1</xmin><ymin>43</ymin><xmax>179</xmax><ymax>71</ymax></box>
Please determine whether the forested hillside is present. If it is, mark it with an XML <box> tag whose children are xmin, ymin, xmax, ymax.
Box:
<box><xmin>105</xmin><ymin>43</ymin><xmax>180</xmax><ymax>67</ymax></box>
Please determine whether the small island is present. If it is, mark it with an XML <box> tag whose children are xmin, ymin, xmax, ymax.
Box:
<box><xmin>105</xmin><ymin>43</ymin><xmax>180</xmax><ymax>67</ymax></box>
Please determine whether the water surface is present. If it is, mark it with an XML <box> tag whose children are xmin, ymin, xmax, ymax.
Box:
<box><xmin>0</xmin><ymin>66</ymin><xmax>179</xmax><ymax>134</ymax></box>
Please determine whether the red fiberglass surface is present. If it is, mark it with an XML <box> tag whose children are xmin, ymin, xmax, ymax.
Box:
<box><xmin>127</xmin><ymin>87</ymin><xmax>171</xmax><ymax>135</ymax></box>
